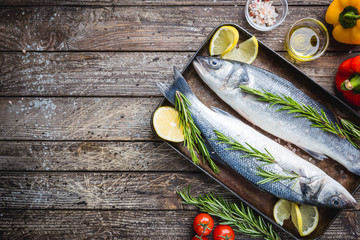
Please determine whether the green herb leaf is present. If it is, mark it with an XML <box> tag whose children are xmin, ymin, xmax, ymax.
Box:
<box><xmin>214</xmin><ymin>130</ymin><xmax>299</xmax><ymax>185</ymax></box>
<box><xmin>175</xmin><ymin>91</ymin><xmax>220</xmax><ymax>173</ymax></box>
<box><xmin>177</xmin><ymin>186</ymin><xmax>281</xmax><ymax>240</ymax></box>
<box><xmin>239</xmin><ymin>86</ymin><xmax>360</xmax><ymax>148</ymax></box>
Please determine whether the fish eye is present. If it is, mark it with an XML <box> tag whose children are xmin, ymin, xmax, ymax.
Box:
<box><xmin>330</xmin><ymin>197</ymin><xmax>342</xmax><ymax>207</ymax></box>
<box><xmin>209</xmin><ymin>58</ymin><xmax>220</xmax><ymax>68</ymax></box>
<box><xmin>211</xmin><ymin>60</ymin><xmax>218</xmax><ymax>66</ymax></box>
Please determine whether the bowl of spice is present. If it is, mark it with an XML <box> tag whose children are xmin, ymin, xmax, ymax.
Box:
<box><xmin>245</xmin><ymin>0</ymin><xmax>288</xmax><ymax>31</ymax></box>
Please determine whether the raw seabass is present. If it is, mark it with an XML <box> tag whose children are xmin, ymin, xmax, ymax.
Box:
<box><xmin>157</xmin><ymin>67</ymin><xmax>356</xmax><ymax>209</ymax></box>
<box><xmin>193</xmin><ymin>56</ymin><xmax>360</xmax><ymax>176</ymax></box>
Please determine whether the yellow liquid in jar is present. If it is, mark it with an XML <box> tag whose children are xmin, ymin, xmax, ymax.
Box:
<box><xmin>289</xmin><ymin>27</ymin><xmax>320</xmax><ymax>59</ymax></box>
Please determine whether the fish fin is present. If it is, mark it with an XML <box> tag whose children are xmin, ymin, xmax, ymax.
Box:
<box><xmin>211</xmin><ymin>107</ymin><xmax>238</xmax><ymax>119</ymax></box>
<box><xmin>156</xmin><ymin>67</ymin><xmax>196</xmax><ymax>105</ymax></box>
<box><xmin>297</xmin><ymin>146</ymin><xmax>328</xmax><ymax>160</ymax></box>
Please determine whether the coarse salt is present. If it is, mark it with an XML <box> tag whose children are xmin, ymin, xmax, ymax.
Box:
<box><xmin>248</xmin><ymin>0</ymin><xmax>278</xmax><ymax>27</ymax></box>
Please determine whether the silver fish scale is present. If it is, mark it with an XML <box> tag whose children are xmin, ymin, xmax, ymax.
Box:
<box><xmin>187</xmin><ymin>101</ymin><xmax>307</xmax><ymax>204</ymax></box>
<box><xmin>227</xmin><ymin>64</ymin><xmax>360</xmax><ymax>175</ymax></box>
<box><xmin>248</xmin><ymin>66</ymin><xmax>326</xmax><ymax>115</ymax></box>
<box><xmin>158</xmin><ymin>66</ymin><xmax>357</xmax><ymax>208</ymax></box>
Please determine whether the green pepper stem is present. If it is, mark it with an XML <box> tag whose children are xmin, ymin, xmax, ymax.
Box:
<box><xmin>341</xmin><ymin>74</ymin><xmax>360</xmax><ymax>92</ymax></box>
<box><xmin>339</xmin><ymin>6</ymin><xmax>360</xmax><ymax>29</ymax></box>
<box><xmin>344</xmin><ymin>13</ymin><xmax>360</xmax><ymax>20</ymax></box>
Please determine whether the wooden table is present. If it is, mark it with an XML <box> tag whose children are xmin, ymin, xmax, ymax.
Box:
<box><xmin>0</xmin><ymin>1</ymin><xmax>360</xmax><ymax>239</ymax></box>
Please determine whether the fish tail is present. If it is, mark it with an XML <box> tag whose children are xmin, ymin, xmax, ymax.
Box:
<box><xmin>156</xmin><ymin>67</ymin><xmax>197</xmax><ymax>105</ymax></box>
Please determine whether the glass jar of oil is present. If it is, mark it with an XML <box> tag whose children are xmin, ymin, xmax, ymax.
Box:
<box><xmin>285</xmin><ymin>18</ymin><xmax>329</xmax><ymax>61</ymax></box>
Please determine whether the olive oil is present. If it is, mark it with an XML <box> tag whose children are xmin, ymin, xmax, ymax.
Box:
<box><xmin>289</xmin><ymin>27</ymin><xmax>320</xmax><ymax>59</ymax></box>
<box><xmin>286</xmin><ymin>18</ymin><xmax>329</xmax><ymax>61</ymax></box>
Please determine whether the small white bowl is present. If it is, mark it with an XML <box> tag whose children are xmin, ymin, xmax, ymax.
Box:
<box><xmin>245</xmin><ymin>0</ymin><xmax>288</xmax><ymax>31</ymax></box>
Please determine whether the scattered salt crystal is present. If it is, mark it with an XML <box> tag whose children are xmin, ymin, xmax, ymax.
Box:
<box><xmin>349</xmin><ymin>51</ymin><xmax>352</xmax><ymax>53</ymax></box>
<box><xmin>8</xmin><ymin>101</ymin><xmax>12</xmax><ymax>106</ymax></box>
<box><xmin>248</xmin><ymin>0</ymin><xmax>278</xmax><ymax>27</ymax></box>
<box><xmin>22</xmin><ymin>49</ymin><xmax>26</xmax><ymax>54</ymax></box>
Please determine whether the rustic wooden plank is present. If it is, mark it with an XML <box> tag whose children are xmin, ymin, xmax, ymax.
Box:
<box><xmin>0</xmin><ymin>0</ymin><xmax>333</xmax><ymax>7</ymax></box>
<box><xmin>0</xmin><ymin>97</ymin><xmax>160</xmax><ymax>141</ymax></box>
<box><xmin>0</xmin><ymin>6</ymin><xmax>356</xmax><ymax>52</ymax></box>
<box><xmin>0</xmin><ymin>52</ymin><xmax>192</xmax><ymax>97</ymax></box>
<box><xmin>0</xmin><ymin>209</ymin><xmax>359</xmax><ymax>239</ymax></box>
<box><xmin>0</xmin><ymin>210</ymin><xmax>267</xmax><ymax>240</ymax></box>
<box><xmin>0</xmin><ymin>51</ymin><xmax>357</xmax><ymax>97</ymax></box>
<box><xmin>0</xmin><ymin>171</ymin><xmax>359</xmax><ymax>210</ymax></box>
<box><xmin>0</xmin><ymin>172</ymin><xmax>239</xmax><ymax>210</ymax></box>
<box><xmin>0</xmin><ymin>141</ymin><xmax>195</xmax><ymax>171</ymax></box>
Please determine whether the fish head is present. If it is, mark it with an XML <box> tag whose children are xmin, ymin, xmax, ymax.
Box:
<box><xmin>300</xmin><ymin>176</ymin><xmax>356</xmax><ymax>209</ymax></box>
<box><xmin>193</xmin><ymin>56</ymin><xmax>251</xmax><ymax>95</ymax></box>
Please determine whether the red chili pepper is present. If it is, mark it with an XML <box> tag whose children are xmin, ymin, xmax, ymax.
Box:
<box><xmin>336</xmin><ymin>55</ymin><xmax>360</xmax><ymax>106</ymax></box>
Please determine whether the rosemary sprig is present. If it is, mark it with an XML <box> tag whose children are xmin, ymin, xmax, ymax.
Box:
<box><xmin>175</xmin><ymin>91</ymin><xmax>219</xmax><ymax>174</ymax></box>
<box><xmin>239</xmin><ymin>85</ymin><xmax>360</xmax><ymax>148</ymax></box>
<box><xmin>340</xmin><ymin>118</ymin><xmax>360</xmax><ymax>141</ymax></box>
<box><xmin>214</xmin><ymin>130</ymin><xmax>276</xmax><ymax>164</ymax></box>
<box><xmin>214</xmin><ymin>130</ymin><xmax>300</xmax><ymax>185</ymax></box>
<box><xmin>256</xmin><ymin>168</ymin><xmax>300</xmax><ymax>185</ymax></box>
<box><xmin>177</xmin><ymin>186</ymin><xmax>280</xmax><ymax>240</ymax></box>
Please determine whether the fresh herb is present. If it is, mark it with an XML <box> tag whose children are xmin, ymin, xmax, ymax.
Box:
<box><xmin>256</xmin><ymin>168</ymin><xmax>299</xmax><ymax>185</ymax></box>
<box><xmin>214</xmin><ymin>130</ymin><xmax>300</xmax><ymax>185</ymax></box>
<box><xmin>178</xmin><ymin>186</ymin><xmax>281</xmax><ymax>240</ymax></box>
<box><xmin>214</xmin><ymin>130</ymin><xmax>276</xmax><ymax>164</ymax></box>
<box><xmin>340</xmin><ymin>118</ymin><xmax>360</xmax><ymax>143</ymax></box>
<box><xmin>175</xmin><ymin>91</ymin><xmax>219</xmax><ymax>174</ymax></box>
<box><xmin>239</xmin><ymin>85</ymin><xmax>360</xmax><ymax>148</ymax></box>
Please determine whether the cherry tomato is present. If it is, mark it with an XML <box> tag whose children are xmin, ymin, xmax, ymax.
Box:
<box><xmin>213</xmin><ymin>225</ymin><xmax>235</xmax><ymax>240</ymax></box>
<box><xmin>191</xmin><ymin>236</ymin><xmax>208</xmax><ymax>240</ymax></box>
<box><xmin>193</xmin><ymin>213</ymin><xmax>214</xmax><ymax>236</ymax></box>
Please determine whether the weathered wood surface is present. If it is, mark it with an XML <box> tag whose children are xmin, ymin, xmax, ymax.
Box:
<box><xmin>1</xmin><ymin>0</ymin><xmax>360</xmax><ymax>239</ymax></box>
<box><xmin>0</xmin><ymin>97</ymin><xmax>160</xmax><ymax>141</ymax></box>
<box><xmin>0</xmin><ymin>6</ymin><xmax>355</xmax><ymax>52</ymax></box>
<box><xmin>0</xmin><ymin>209</ymin><xmax>359</xmax><ymax>240</ymax></box>
<box><xmin>0</xmin><ymin>172</ymin><xmax>233</xmax><ymax>210</ymax></box>
<box><xmin>0</xmin><ymin>0</ymin><xmax>334</xmax><ymax>7</ymax></box>
<box><xmin>0</xmin><ymin>171</ymin><xmax>360</xmax><ymax>210</ymax></box>
<box><xmin>0</xmin><ymin>141</ymin><xmax>195</xmax><ymax>171</ymax></box>
<box><xmin>0</xmin><ymin>52</ymin><xmax>192</xmax><ymax>97</ymax></box>
<box><xmin>1</xmin><ymin>51</ymin><xmax>358</xmax><ymax>97</ymax></box>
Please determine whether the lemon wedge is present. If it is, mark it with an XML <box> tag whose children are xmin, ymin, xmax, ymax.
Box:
<box><xmin>273</xmin><ymin>199</ymin><xmax>291</xmax><ymax>226</ymax></box>
<box><xmin>291</xmin><ymin>202</ymin><xmax>319</xmax><ymax>237</ymax></box>
<box><xmin>274</xmin><ymin>200</ymin><xmax>319</xmax><ymax>236</ymax></box>
<box><xmin>153</xmin><ymin>106</ymin><xmax>184</xmax><ymax>142</ymax></box>
<box><xmin>222</xmin><ymin>36</ymin><xmax>259</xmax><ymax>64</ymax></box>
<box><xmin>209</xmin><ymin>26</ymin><xmax>239</xmax><ymax>57</ymax></box>
<box><xmin>291</xmin><ymin>203</ymin><xmax>303</xmax><ymax>235</ymax></box>
<box><xmin>297</xmin><ymin>204</ymin><xmax>319</xmax><ymax>236</ymax></box>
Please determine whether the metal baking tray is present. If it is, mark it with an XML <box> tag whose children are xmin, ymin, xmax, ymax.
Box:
<box><xmin>151</xmin><ymin>23</ymin><xmax>360</xmax><ymax>239</ymax></box>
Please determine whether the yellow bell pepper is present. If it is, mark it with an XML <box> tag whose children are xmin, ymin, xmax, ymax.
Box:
<box><xmin>325</xmin><ymin>0</ymin><xmax>360</xmax><ymax>44</ymax></box>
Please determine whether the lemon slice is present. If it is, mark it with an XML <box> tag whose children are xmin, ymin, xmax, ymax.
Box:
<box><xmin>291</xmin><ymin>202</ymin><xmax>319</xmax><ymax>236</ymax></box>
<box><xmin>273</xmin><ymin>199</ymin><xmax>291</xmax><ymax>226</ymax></box>
<box><xmin>222</xmin><ymin>36</ymin><xmax>259</xmax><ymax>64</ymax></box>
<box><xmin>209</xmin><ymin>26</ymin><xmax>239</xmax><ymax>57</ymax></box>
<box><xmin>291</xmin><ymin>203</ymin><xmax>303</xmax><ymax>235</ymax></box>
<box><xmin>152</xmin><ymin>106</ymin><xmax>184</xmax><ymax>142</ymax></box>
<box><xmin>298</xmin><ymin>204</ymin><xmax>319</xmax><ymax>236</ymax></box>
